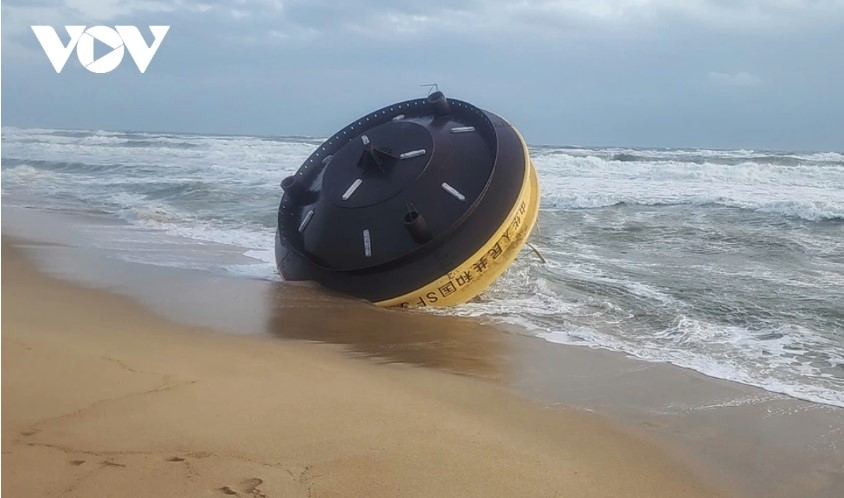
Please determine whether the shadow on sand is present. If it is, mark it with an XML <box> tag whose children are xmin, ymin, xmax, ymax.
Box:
<box><xmin>264</xmin><ymin>281</ymin><xmax>511</xmax><ymax>380</ymax></box>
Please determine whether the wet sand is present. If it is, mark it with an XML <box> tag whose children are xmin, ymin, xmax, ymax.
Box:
<box><xmin>2</xmin><ymin>238</ymin><xmax>723</xmax><ymax>497</ymax></box>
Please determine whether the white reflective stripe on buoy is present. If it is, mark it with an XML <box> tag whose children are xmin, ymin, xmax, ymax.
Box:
<box><xmin>392</xmin><ymin>114</ymin><xmax>405</xmax><ymax>121</ymax></box>
<box><xmin>322</xmin><ymin>154</ymin><xmax>333</xmax><ymax>165</ymax></box>
<box><xmin>342</xmin><ymin>179</ymin><xmax>363</xmax><ymax>200</ymax></box>
<box><xmin>400</xmin><ymin>149</ymin><xmax>426</xmax><ymax>160</ymax></box>
<box><xmin>451</xmin><ymin>126</ymin><xmax>475</xmax><ymax>133</ymax></box>
<box><xmin>361</xmin><ymin>135</ymin><xmax>370</xmax><ymax>145</ymax></box>
<box><xmin>441</xmin><ymin>182</ymin><xmax>465</xmax><ymax>201</ymax></box>
<box><xmin>298</xmin><ymin>209</ymin><xmax>314</xmax><ymax>233</ymax></box>
<box><xmin>363</xmin><ymin>229</ymin><xmax>372</xmax><ymax>257</ymax></box>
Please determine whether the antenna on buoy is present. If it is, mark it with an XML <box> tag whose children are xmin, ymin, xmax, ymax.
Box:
<box><xmin>420</xmin><ymin>83</ymin><xmax>440</xmax><ymax>96</ymax></box>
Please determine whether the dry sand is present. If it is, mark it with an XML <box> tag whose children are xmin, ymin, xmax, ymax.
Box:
<box><xmin>2</xmin><ymin>239</ymin><xmax>724</xmax><ymax>497</ymax></box>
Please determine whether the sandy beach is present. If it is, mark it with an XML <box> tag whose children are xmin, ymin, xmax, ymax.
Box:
<box><xmin>2</xmin><ymin>237</ymin><xmax>724</xmax><ymax>497</ymax></box>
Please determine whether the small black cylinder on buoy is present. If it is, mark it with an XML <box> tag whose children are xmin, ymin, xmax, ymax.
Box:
<box><xmin>404</xmin><ymin>210</ymin><xmax>433</xmax><ymax>245</ymax></box>
<box><xmin>280</xmin><ymin>175</ymin><xmax>306</xmax><ymax>203</ymax></box>
<box><xmin>428</xmin><ymin>91</ymin><xmax>450</xmax><ymax>115</ymax></box>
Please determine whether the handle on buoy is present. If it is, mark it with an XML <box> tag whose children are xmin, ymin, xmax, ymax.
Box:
<box><xmin>281</xmin><ymin>175</ymin><xmax>308</xmax><ymax>203</ymax></box>
<box><xmin>404</xmin><ymin>210</ymin><xmax>433</xmax><ymax>244</ymax></box>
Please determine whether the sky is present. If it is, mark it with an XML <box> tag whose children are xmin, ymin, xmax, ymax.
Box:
<box><xmin>2</xmin><ymin>0</ymin><xmax>843</xmax><ymax>150</ymax></box>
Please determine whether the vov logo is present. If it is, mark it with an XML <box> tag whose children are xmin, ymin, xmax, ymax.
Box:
<box><xmin>31</xmin><ymin>26</ymin><xmax>170</xmax><ymax>74</ymax></box>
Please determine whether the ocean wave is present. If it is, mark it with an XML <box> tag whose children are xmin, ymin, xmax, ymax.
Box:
<box><xmin>535</xmin><ymin>154</ymin><xmax>844</xmax><ymax>184</ymax></box>
<box><xmin>114</xmin><ymin>199</ymin><xmax>276</xmax><ymax>251</ymax></box>
<box><xmin>435</xmin><ymin>259</ymin><xmax>844</xmax><ymax>408</ymax></box>
<box><xmin>533</xmin><ymin>145</ymin><xmax>844</xmax><ymax>164</ymax></box>
<box><xmin>540</xmin><ymin>194</ymin><xmax>844</xmax><ymax>221</ymax></box>
<box><xmin>605</xmin><ymin>152</ymin><xmax>840</xmax><ymax>167</ymax></box>
<box><xmin>530</xmin><ymin>152</ymin><xmax>844</xmax><ymax>221</ymax></box>
<box><xmin>540</xmin><ymin>318</ymin><xmax>844</xmax><ymax>408</ymax></box>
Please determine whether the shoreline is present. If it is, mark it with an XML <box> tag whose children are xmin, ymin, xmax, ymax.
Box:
<box><xmin>3</xmin><ymin>205</ymin><xmax>844</xmax><ymax>496</ymax></box>
<box><xmin>2</xmin><ymin>237</ymin><xmax>724</xmax><ymax>497</ymax></box>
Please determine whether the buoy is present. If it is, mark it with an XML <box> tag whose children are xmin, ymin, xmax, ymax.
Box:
<box><xmin>275</xmin><ymin>91</ymin><xmax>540</xmax><ymax>307</ymax></box>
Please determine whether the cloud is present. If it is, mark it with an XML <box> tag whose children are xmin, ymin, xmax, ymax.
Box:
<box><xmin>5</xmin><ymin>0</ymin><xmax>844</xmax><ymax>52</ymax></box>
<box><xmin>63</xmin><ymin>0</ymin><xmax>176</xmax><ymax>21</ymax></box>
<box><xmin>1</xmin><ymin>0</ymin><xmax>178</xmax><ymax>51</ymax></box>
<box><xmin>708</xmin><ymin>71</ymin><xmax>761</xmax><ymax>87</ymax></box>
<box><xmin>1</xmin><ymin>0</ymin><xmax>232</xmax><ymax>60</ymax></box>
<box><xmin>286</xmin><ymin>0</ymin><xmax>844</xmax><ymax>37</ymax></box>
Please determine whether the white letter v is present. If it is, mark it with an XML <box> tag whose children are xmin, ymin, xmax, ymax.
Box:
<box><xmin>117</xmin><ymin>26</ymin><xmax>170</xmax><ymax>73</ymax></box>
<box><xmin>31</xmin><ymin>26</ymin><xmax>85</xmax><ymax>73</ymax></box>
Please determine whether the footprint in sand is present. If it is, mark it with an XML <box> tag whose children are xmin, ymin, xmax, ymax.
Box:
<box><xmin>218</xmin><ymin>478</ymin><xmax>265</xmax><ymax>496</ymax></box>
<box><xmin>241</xmin><ymin>478</ymin><xmax>263</xmax><ymax>494</ymax></box>
<box><xmin>69</xmin><ymin>460</ymin><xmax>86</xmax><ymax>466</ymax></box>
<box><xmin>167</xmin><ymin>456</ymin><xmax>186</xmax><ymax>462</ymax></box>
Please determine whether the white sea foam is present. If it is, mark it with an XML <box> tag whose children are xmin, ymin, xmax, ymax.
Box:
<box><xmin>223</xmin><ymin>262</ymin><xmax>278</xmax><ymax>279</ymax></box>
<box><xmin>539</xmin><ymin>323</ymin><xmax>844</xmax><ymax>408</ymax></box>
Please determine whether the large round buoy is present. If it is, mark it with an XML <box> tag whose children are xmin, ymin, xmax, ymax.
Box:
<box><xmin>275</xmin><ymin>92</ymin><xmax>540</xmax><ymax>307</ymax></box>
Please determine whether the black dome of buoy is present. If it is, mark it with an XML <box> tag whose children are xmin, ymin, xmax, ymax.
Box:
<box><xmin>275</xmin><ymin>92</ymin><xmax>540</xmax><ymax>307</ymax></box>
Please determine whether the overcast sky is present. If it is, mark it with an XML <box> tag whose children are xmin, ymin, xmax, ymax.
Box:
<box><xmin>2</xmin><ymin>0</ymin><xmax>843</xmax><ymax>150</ymax></box>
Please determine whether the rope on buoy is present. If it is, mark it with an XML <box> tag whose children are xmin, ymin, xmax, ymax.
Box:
<box><xmin>526</xmin><ymin>242</ymin><xmax>547</xmax><ymax>264</ymax></box>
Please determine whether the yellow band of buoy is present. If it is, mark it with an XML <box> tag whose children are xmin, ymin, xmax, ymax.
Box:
<box><xmin>376</xmin><ymin>128</ymin><xmax>540</xmax><ymax>307</ymax></box>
